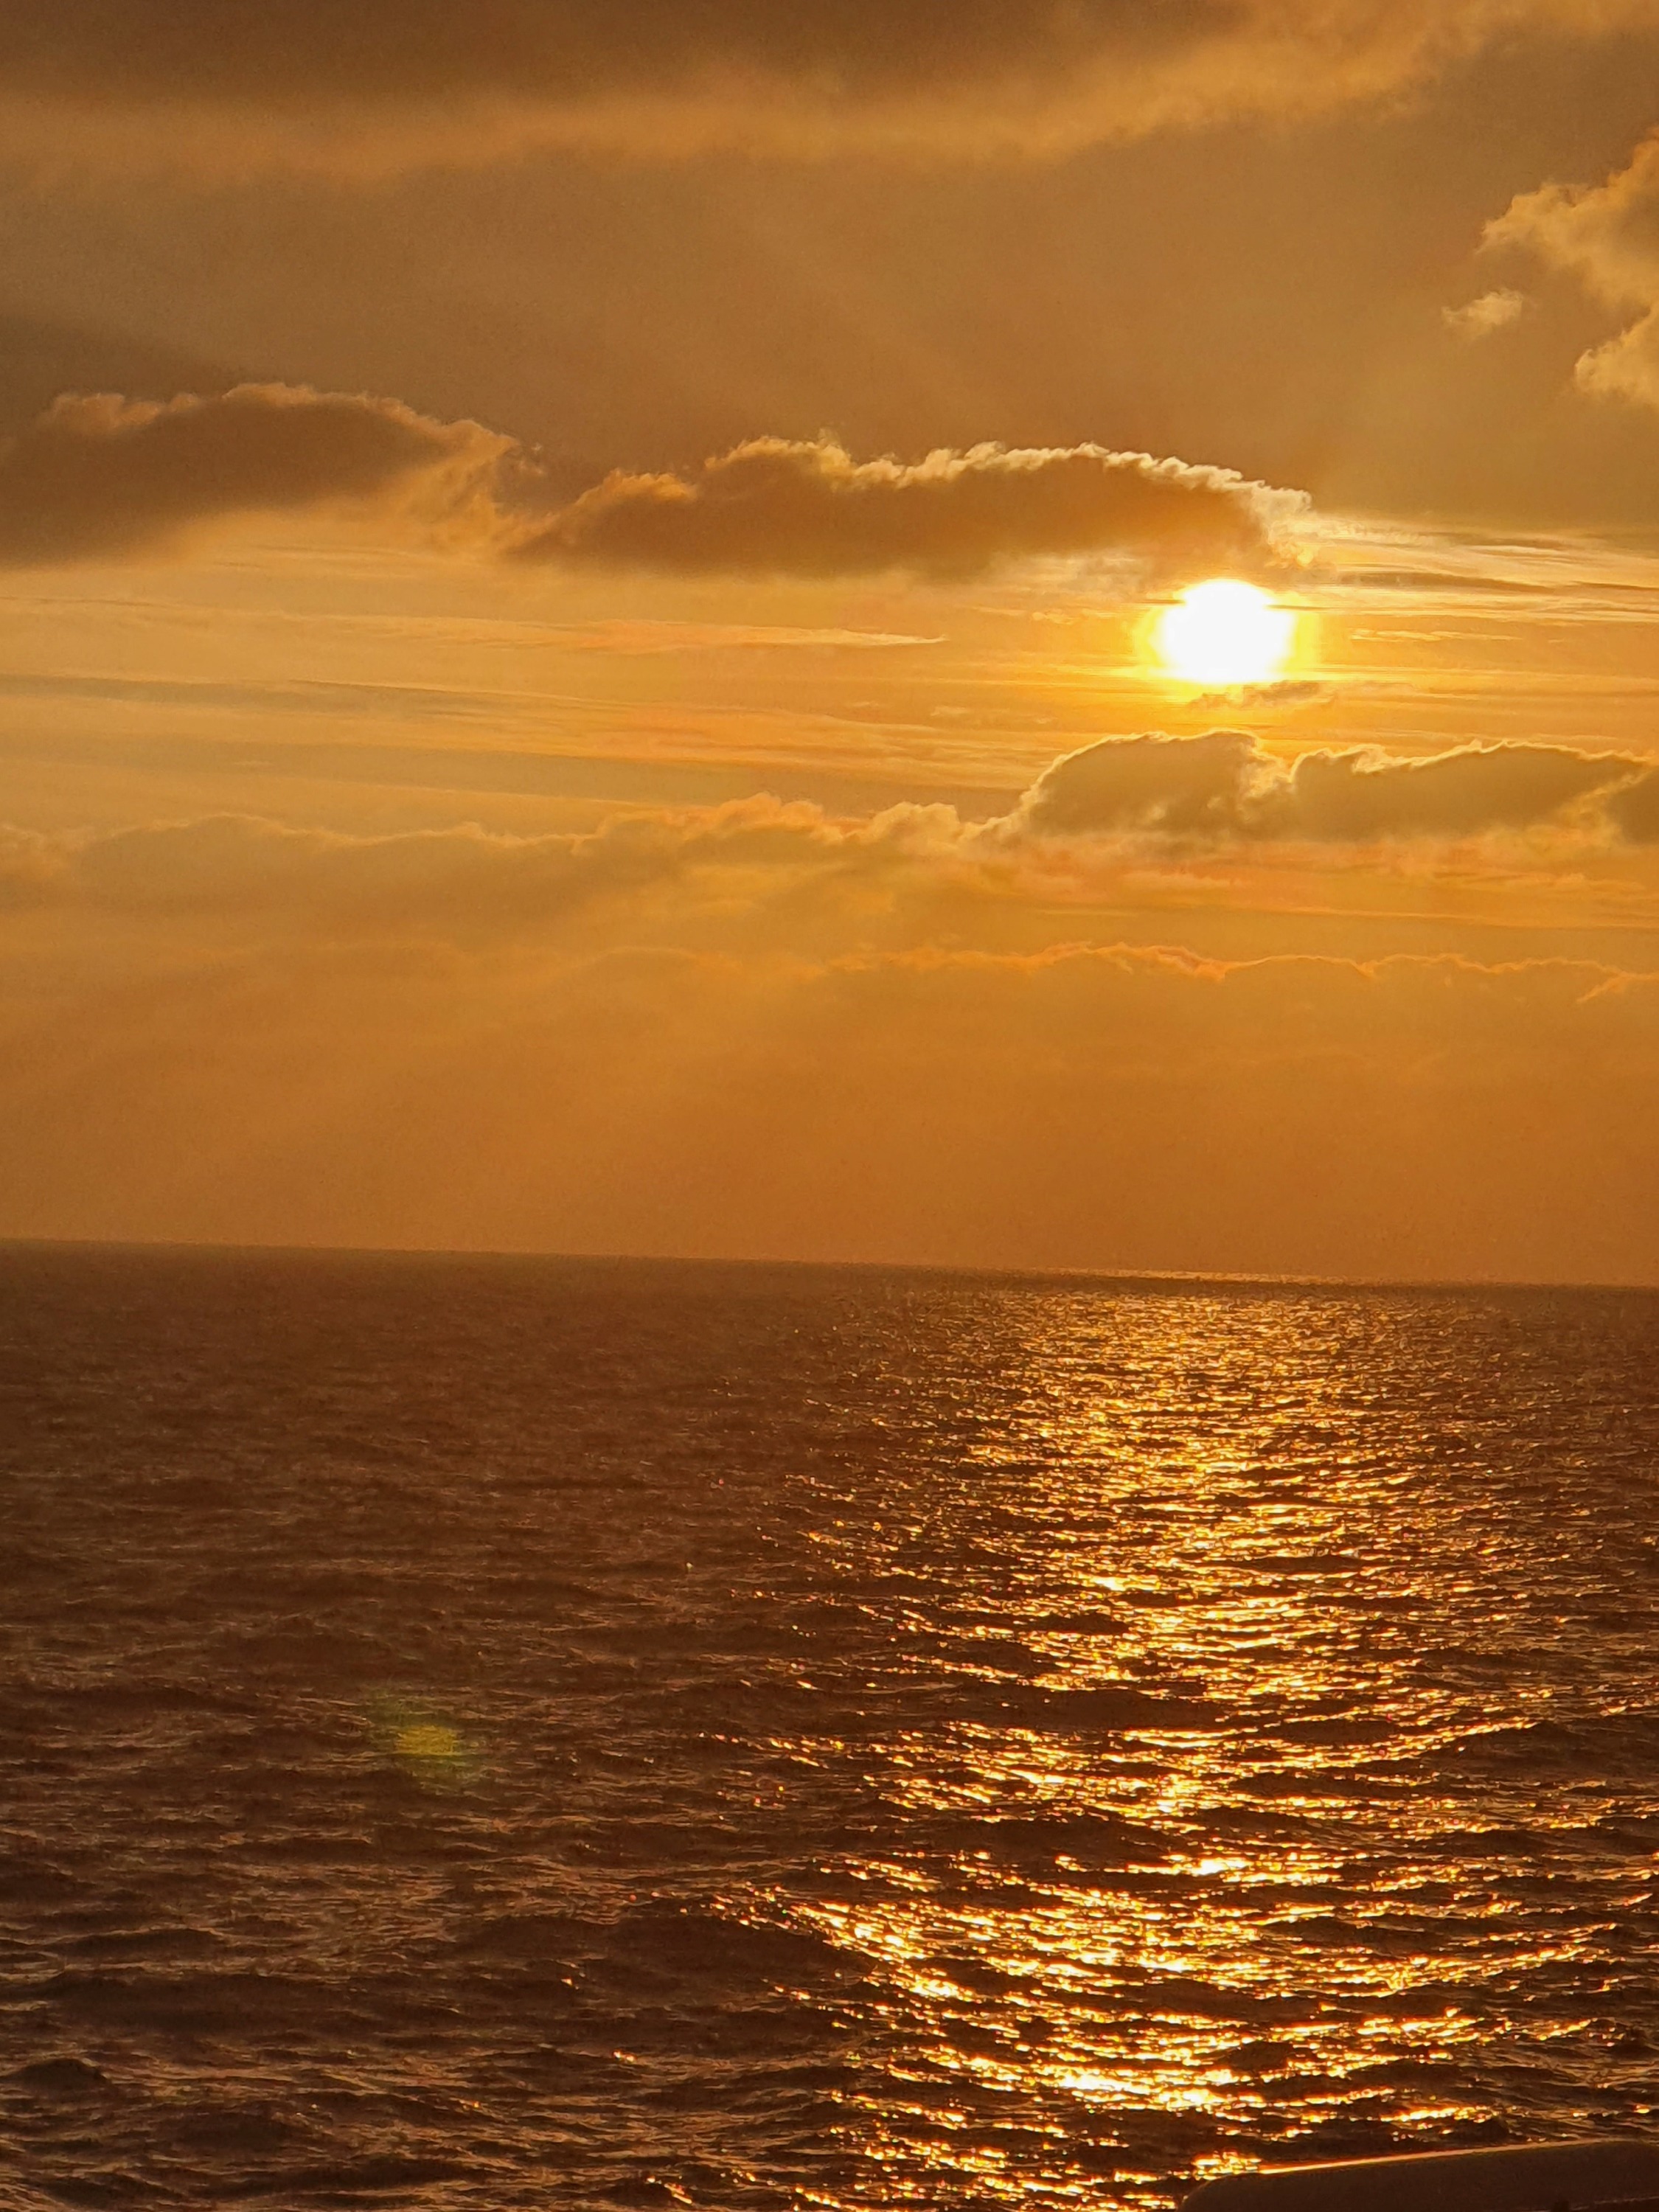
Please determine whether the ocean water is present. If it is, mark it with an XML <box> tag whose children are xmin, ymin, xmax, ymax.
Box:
<box><xmin>4</xmin><ymin>1246</ymin><xmax>1659</xmax><ymax>2212</ymax></box>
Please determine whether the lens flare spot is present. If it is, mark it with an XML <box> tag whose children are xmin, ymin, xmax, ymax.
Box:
<box><xmin>1155</xmin><ymin>578</ymin><xmax>1296</xmax><ymax>686</ymax></box>
<box><xmin>394</xmin><ymin>1722</ymin><xmax>463</xmax><ymax>1763</ymax></box>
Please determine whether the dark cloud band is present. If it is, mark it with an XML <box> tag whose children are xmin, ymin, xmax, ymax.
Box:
<box><xmin>5</xmin><ymin>1</ymin><xmax>1657</xmax><ymax>168</ymax></box>
<box><xmin>0</xmin><ymin>1</ymin><xmax>1216</xmax><ymax>105</ymax></box>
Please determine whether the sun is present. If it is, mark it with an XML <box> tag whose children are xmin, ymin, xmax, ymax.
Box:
<box><xmin>1154</xmin><ymin>578</ymin><xmax>1296</xmax><ymax>687</ymax></box>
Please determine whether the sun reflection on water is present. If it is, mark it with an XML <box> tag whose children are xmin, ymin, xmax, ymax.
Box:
<box><xmin>752</xmin><ymin>1290</ymin><xmax>1659</xmax><ymax>2205</ymax></box>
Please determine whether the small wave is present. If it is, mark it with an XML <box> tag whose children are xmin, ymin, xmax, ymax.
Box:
<box><xmin>226</xmin><ymin>2153</ymin><xmax>475</xmax><ymax>2196</ymax></box>
<box><xmin>7</xmin><ymin>2056</ymin><xmax>111</xmax><ymax>2096</ymax></box>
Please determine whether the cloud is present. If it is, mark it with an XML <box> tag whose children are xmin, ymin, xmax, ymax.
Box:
<box><xmin>512</xmin><ymin>437</ymin><xmax>1300</xmax><ymax>582</ymax></box>
<box><xmin>1444</xmin><ymin>288</ymin><xmax>1532</xmax><ymax>341</ymax></box>
<box><xmin>7</xmin><ymin>1</ymin><xmax>1659</xmax><ymax>172</ymax></box>
<box><xmin>1</xmin><ymin>813</ymin><xmax>1656</xmax><ymax>1279</ymax></box>
<box><xmin>0</xmin><ymin>397</ymin><xmax>1302</xmax><ymax>581</ymax></box>
<box><xmin>4</xmin><ymin>748</ymin><xmax>1659</xmax><ymax>1274</ymax></box>
<box><xmin>1000</xmin><ymin>731</ymin><xmax>1646</xmax><ymax>844</ymax></box>
<box><xmin>1189</xmin><ymin>680</ymin><xmax>1335</xmax><ymax>711</ymax></box>
<box><xmin>1488</xmin><ymin>131</ymin><xmax>1659</xmax><ymax>408</ymax></box>
<box><xmin>0</xmin><ymin>800</ymin><xmax>960</xmax><ymax>934</ymax></box>
<box><xmin>1606</xmin><ymin>766</ymin><xmax>1659</xmax><ymax>841</ymax></box>
<box><xmin>1006</xmin><ymin>730</ymin><xmax>1267</xmax><ymax>841</ymax></box>
<box><xmin>0</xmin><ymin>731</ymin><xmax>1650</xmax><ymax>956</ymax></box>
<box><xmin>0</xmin><ymin>384</ymin><xmax>508</xmax><ymax>565</ymax></box>
<box><xmin>0</xmin><ymin>309</ymin><xmax>241</xmax><ymax>440</ymax></box>
<box><xmin>0</xmin><ymin>731</ymin><xmax>1649</xmax><ymax>952</ymax></box>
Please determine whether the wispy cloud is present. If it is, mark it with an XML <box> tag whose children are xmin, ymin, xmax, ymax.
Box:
<box><xmin>1488</xmin><ymin>131</ymin><xmax>1659</xmax><ymax>410</ymax></box>
<box><xmin>1443</xmin><ymin>288</ymin><xmax>1531</xmax><ymax>341</ymax></box>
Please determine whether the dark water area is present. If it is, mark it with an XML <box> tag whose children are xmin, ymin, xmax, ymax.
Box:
<box><xmin>4</xmin><ymin>1245</ymin><xmax>1659</xmax><ymax>2211</ymax></box>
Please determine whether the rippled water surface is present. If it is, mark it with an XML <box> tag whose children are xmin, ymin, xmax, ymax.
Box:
<box><xmin>4</xmin><ymin>1246</ymin><xmax>1659</xmax><ymax>2209</ymax></box>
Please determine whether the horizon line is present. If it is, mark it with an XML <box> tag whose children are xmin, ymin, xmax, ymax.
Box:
<box><xmin>3</xmin><ymin>1232</ymin><xmax>1655</xmax><ymax>1299</ymax></box>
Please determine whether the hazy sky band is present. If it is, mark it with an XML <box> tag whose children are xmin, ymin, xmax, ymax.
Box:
<box><xmin>5</xmin><ymin>0</ymin><xmax>1659</xmax><ymax>1279</ymax></box>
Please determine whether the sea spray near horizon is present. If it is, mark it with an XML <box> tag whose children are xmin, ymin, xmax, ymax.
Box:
<box><xmin>3</xmin><ymin>1245</ymin><xmax>1658</xmax><ymax>2209</ymax></box>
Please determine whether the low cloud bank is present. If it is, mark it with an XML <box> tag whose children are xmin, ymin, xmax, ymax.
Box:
<box><xmin>1</xmin><ymin>876</ymin><xmax>1654</xmax><ymax>1280</ymax></box>
<box><xmin>0</xmin><ymin>734</ymin><xmax>1655</xmax><ymax>952</ymax></box>
<box><xmin>0</xmin><ymin>800</ymin><xmax>927</xmax><ymax>928</ymax></box>
<box><xmin>3</xmin><ymin>746</ymin><xmax>1658</xmax><ymax>1273</ymax></box>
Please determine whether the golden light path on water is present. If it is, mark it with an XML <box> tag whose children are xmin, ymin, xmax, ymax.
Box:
<box><xmin>748</xmin><ymin>1290</ymin><xmax>1659</xmax><ymax>2208</ymax></box>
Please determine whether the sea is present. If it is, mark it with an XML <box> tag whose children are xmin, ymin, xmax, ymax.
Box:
<box><xmin>4</xmin><ymin>1243</ymin><xmax>1659</xmax><ymax>2212</ymax></box>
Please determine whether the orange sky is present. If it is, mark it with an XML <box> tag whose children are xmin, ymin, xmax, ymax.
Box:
<box><xmin>5</xmin><ymin>1</ymin><xmax>1659</xmax><ymax>1281</ymax></box>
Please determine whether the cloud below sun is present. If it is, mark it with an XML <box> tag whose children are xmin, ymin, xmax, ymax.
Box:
<box><xmin>4</xmin><ymin>735</ymin><xmax>1658</xmax><ymax>1281</ymax></box>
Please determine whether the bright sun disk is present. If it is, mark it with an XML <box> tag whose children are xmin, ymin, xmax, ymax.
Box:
<box><xmin>1155</xmin><ymin>578</ymin><xmax>1295</xmax><ymax>687</ymax></box>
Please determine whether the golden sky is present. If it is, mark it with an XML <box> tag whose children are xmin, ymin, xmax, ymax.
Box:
<box><xmin>6</xmin><ymin>1</ymin><xmax>1659</xmax><ymax>1281</ymax></box>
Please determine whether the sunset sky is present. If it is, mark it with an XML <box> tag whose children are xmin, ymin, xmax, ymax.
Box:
<box><xmin>7</xmin><ymin>1</ymin><xmax>1659</xmax><ymax>1281</ymax></box>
